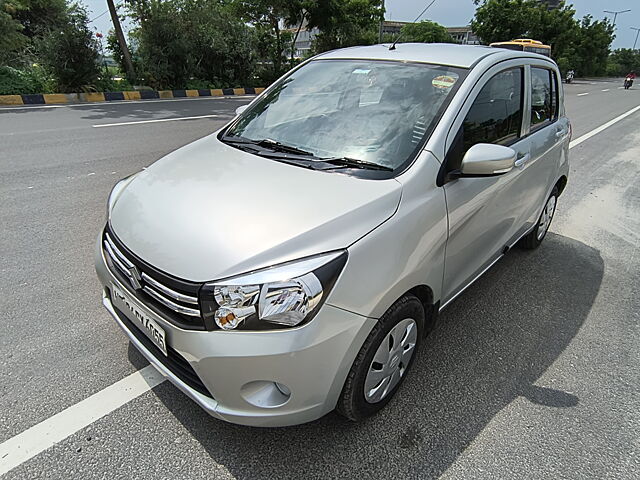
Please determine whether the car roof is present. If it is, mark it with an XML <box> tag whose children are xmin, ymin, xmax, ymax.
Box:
<box><xmin>315</xmin><ymin>43</ymin><xmax>550</xmax><ymax>69</ymax></box>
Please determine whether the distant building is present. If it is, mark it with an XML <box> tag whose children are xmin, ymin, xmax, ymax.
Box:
<box><xmin>289</xmin><ymin>26</ymin><xmax>320</xmax><ymax>58</ymax></box>
<box><xmin>382</xmin><ymin>21</ymin><xmax>479</xmax><ymax>45</ymax></box>
<box><xmin>381</xmin><ymin>20</ymin><xmax>410</xmax><ymax>37</ymax></box>
<box><xmin>446</xmin><ymin>26</ymin><xmax>480</xmax><ymax>45</ymax></box>
<box><xmin>539</xmin><ymin>0</ymin><xmax>561</xmax><ymax>8</ymax></box>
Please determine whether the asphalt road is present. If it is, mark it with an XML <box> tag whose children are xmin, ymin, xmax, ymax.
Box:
<box><xmin>1</xmin><ymin>80</ymin><xmax>639</xmax><ymax>479</ymax></box>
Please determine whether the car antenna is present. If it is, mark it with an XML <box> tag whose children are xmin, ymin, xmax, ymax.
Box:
<box><xmin>389</xmin><ymin>0</ymin><xmax>439</xmax><ymax>50</ymax></box>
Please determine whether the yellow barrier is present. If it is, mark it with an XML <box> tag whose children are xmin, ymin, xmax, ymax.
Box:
<box><xmin>123</xmin><ymin>91</ymin><xmax>141</xmax><ymax>100</ymax></box>
<box><xmin>43</xmin><ymin>94</ymin><xmax>68</xmax><ymax>104</ymax></box>
<box><xmin>84</xmin><ymin>92</ymin><xmax>106</xmax><ymax>102</ymax></box>
<box><xmin>0</xmin><ymin>87</ymin><xmax>263</xmax><ymax>108</ymax></box>
<box><xmin>0</xmin><ymin>95</ymin><xmax>24</xmax><ymax>105</ymax></box>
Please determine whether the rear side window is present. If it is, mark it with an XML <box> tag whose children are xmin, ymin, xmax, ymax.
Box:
<box><xmin>462</xmin><ymin>67</ymin><xmax>524</xmax><ymax>151</ymax></box>
<box><xmin>531</xmin><ymin>67</ymin><xmax>558</xmax><ymax>128</ymax></box>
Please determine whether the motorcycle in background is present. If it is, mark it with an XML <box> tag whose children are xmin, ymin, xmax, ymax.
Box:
<box><xmin>565</xmin><ymin>70</ymin><xmax>575</xmax><ymax>84</ymax></box>
<box><xmin>624</xmin><ymin>76</ymin><xmax>634</xmax><ymax>89</ymax></box>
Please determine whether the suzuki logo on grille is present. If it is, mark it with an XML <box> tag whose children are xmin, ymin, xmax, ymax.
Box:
<box><xmin>127</xmin><ymin>265</ymin><xmax>142</xmax><ymax>290</ymax></box>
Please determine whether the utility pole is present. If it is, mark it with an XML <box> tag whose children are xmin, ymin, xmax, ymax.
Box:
<box><xmin>107</xmin><ymin>0</ymin><xmax>136</xmax><ymax>83</ymax></box>
<box><xmin>632</xmin><ymin>27</ymin><xmax>640</xmax><ymax>50</ymax></box>
<box><xmin>603</xmin><ymin>9</ymin><xmax>631</xmax><ymax>27</ymax></box>
<box><xmin>379</xmin><ymin>0</ymin><xmax>385</xmax><ymax>43</ymax></box>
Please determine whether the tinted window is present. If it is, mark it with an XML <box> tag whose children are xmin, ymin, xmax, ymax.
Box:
<box><xmin>462</xmin><ymin>67</ymin><xmax>523</xmax><ymax>151</ymax></box>
<box><xmin>525</xmin><ymin>46</ymin><xmax>551</xmax><ymax>56</ymax></box>
<box><xmin>531</xmin><ymin>67</ymin><xmax>557</xmax><ymax>128</ymax></box>
<box><xmin>495</xmin><ymin>44</ymin><xmax>524</xmax><ymax>51</ymax></box>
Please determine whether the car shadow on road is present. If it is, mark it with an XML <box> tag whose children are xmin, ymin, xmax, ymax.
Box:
<box><xmin>140</xmin><ymin>232</ymin><xmax>603</xmax><ymax>479</ymax></box>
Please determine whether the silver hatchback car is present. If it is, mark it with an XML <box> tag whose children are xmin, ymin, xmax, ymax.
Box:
<box><xmin>96</xmin><ymin>43</ymin><xmax>570</xmax><ymax>426</ymax></box>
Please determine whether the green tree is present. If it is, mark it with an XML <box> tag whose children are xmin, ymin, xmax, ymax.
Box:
<box><xmin>233</xmin><ymin>0</ymin><xmax>301</xmax><ymax>80</ymax></box>
<box><xmin>182</xmin><ymin>0</ymin><xmax>254</xmax><ymax>86</ymax></box>
<box><xmin>0</xmin><ymin>1</ymin><xmax>28</xmax><ymax>65</ymax></box>
<box><xmin>472</xmin><ymin>0</ymin><xmax>614</xmax><ymax>76</ymax></box>
<box><xmin>570</xmin><ymin>15</ymin><xmax>614</xmax><ymax>76</ymax></box>
<box><xmin>527</xmin><ymin>1</ymin><xmax>578</xmax><ymax>61</ymax></box>
<box><xmin>608</xmin><ymin>49</ymin><xmax>640</xmax><ymax>77</ymax></box>
<box><xmin>11</xmin><ymin>0</ymin><xmax>68</xmax><ymax>38</ymax></box>
<box><xmin>35</xmin><ymin>2</ymin><xmax>100</xmax><ymax>91</ymax></box>
<box><xmin>471</xmin><ymin>0</ymin><xmax>538</xmax><ymax>45</ymax></box>
<box><xmin>0</xmin><ymin>0</ymin><xmax>102</xmax><ymax>92</ymax></box>
<box><xmin>123</xmin><ymin>0</ymin><xmax>255</xmax><ymax>89</ymax></box>
<box><xmin>310</xmin><ymin>0</ymin><xmax>384</xmax><ymax>53</ymax></box>
<box><xmin>399</xmin><ymin>20</ymin><xmax>451</xmax><ymax>44</ymax></box>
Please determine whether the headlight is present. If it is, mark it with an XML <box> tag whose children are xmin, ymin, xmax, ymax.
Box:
<box><xmin>200</xmin><ymin>251</ymin><xmax>347</xmax><ymax>331</ymax></box>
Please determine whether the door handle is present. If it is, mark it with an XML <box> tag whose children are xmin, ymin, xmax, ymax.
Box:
<box><xmin>514</xmin><ymin>154</ymin><xmax>530</xmax><ymax>168</ymax></box>
<box><xmin>555</xmin><ymin>129</ymin><xmax>566</xmax><ymax>138</ymax></box>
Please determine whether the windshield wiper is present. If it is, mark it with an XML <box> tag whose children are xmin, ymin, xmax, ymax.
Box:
<box><xmin>223</xmin><ymin>135</ymin><xmax>314</xmax><ymax>156</ymax></box>
<box><xmin>255</xmin><ymin>138</ymin><xmax>314</xmax><ymax>156</ymax></box>
<box><xmin>222</xmin><ymin>135</ymin><xmax>393</xmax><ymax>172</ymax></box>
<box><xmin>320</xmin><ymin>157</ymin><xmax>394</xmax><ymax>172</ymax></box>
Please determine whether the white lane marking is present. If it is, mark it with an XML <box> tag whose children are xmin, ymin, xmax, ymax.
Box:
<box><xmin>0</xmin><ymin>95</ymin><xmax>255</xmax><ymax>111</ymax></box>
<box><xmin>92</xmin><ymin>114</ymin><xmax>220</xmax><ymax>128</ymax></box>
<box><xmin>570</xmin><ymin>104</ymin><xmax>640</xmax><ymax>149</ymax></box>
<box><xmin>577</xmin><ymin>93</ymin><xmax>589</xmax><ymax>96</ymax></box>
<box><xmin>618</xmin><ymin>86</ymin><xmax>624</xmax><ymax>89</ymax></box>
<box><xmin>0</xmin><ymin>365</ymin><xmax>165</xmax><ymax>475</ymax></box>
<box><xmin>87</xmin><ymin>172</ymin><xmax>95</xmax><ymax>176</ymax></box>
<box><xmin>602</xmin><ymin>89</ymin><xmax>610</xmax><ymax>92</ymax></box>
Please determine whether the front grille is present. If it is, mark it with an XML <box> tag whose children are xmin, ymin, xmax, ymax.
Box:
<box><xmin>103</xmin><ymin>227</ymin><xmax>206</xmax><ymax>330</ymax></box>
<box><xmin>111</xmin><ymin>302</ymin><xmax>213</xmax><ymax>398</ymax></box>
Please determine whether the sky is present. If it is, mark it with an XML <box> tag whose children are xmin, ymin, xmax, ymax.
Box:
<box><xmin>84</xmin><ymin>0</ymin><xmax>639</xmax><ymax>50</ymax></box>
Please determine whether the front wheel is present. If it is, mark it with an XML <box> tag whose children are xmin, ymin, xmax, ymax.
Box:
<box><xmin>336</xmin><ymin>295</ymin><xmax>425</xmax><ymax>421</ymax></box>
<box><xmin>520</xmin><ymin>186</ymin><xmax>558</xmax><ymax>249</ymax></box>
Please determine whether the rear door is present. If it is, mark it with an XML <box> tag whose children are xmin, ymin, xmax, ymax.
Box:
<box><xmin>440</xmin><ymin>63</ymin><xmax>532</xmax><ymax>305</ymax></box>
<box><xmin>518</xmin><ymin>64</ymin><xmax>569</xmax><ymax>230</ymax></box>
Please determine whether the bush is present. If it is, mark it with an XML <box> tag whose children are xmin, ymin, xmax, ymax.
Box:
<box><xmin>93</xmin><ymin>76</ymin><xmax>134</xmax><ymax>92</ymax></box>
<box><xmin>122</xmin><ymin>0</ymin><xmax>255</xmax><ymax>90</ymax></box>
<box><xmin>0</xmin><ymin>65</ymin><xmax>56</xmax><ymax>95</ymax></box>
<box><xmin>35</xmin><ymin>3</ymin><xmax>101</xmax><ymax>92</ymax></box>
<box><xmin>184</xmin><ymin>79</ymin><xmax>221</xmax><ymax>90</ymax></box>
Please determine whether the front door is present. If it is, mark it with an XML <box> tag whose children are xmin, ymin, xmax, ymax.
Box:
<box><xmin>441</xmin><ymin>65</ymin><xmax>532</xmax><ymax>305</ymax></box>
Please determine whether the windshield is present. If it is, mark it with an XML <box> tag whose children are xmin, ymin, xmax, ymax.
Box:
<box><xmin>223</xmin><ymin>59</ymin><xmax>465</xmax><ymax>171</ymax></box>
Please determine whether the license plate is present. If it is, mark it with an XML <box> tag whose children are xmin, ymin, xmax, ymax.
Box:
<box><xmin>111</xmin><ymin>284</ymin><xmax>168</xmax><ymax>356</ymax></box>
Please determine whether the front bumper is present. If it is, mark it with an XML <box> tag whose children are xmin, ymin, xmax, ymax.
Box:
<box><xmin>95</xmin><ymin>236</ymin><xmax>376</xmax><ymax>427</ymax></box>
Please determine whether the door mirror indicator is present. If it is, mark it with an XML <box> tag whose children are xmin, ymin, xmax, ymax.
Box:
<box><xmin>456</xmin><ymin>143</ymin><xmax>517</xmax><ymax>177</ymax></box>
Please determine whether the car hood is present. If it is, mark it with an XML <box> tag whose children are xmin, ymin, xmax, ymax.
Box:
<box><xmin>109</xmin><ymin>134</ymin><xmax>402</xmax><ymax>282</ymax></box>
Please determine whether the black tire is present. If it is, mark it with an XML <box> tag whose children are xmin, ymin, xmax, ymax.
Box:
<box><xmin>520</xmin><ymin>186</ymin><xmax>559</xmax><ymax>250</ymax></box>
<box><xmin>336</xmin><ymin>295</ymin><xmax>425</xmax><ymax>421</ymax></box>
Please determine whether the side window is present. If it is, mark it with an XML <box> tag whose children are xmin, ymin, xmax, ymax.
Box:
<box><xmin>531</xmin><ymin>67</ymin><xmax>557</xmax><ymax>128</ymax></box>
<box><xmin>462</xmin><ymin>67</ymin><xmax>524</xmax><ymax>152</ymax></box>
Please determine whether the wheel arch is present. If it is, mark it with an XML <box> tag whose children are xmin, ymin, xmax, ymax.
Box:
<box><xmin>556</xmin><ymin>175</ymin><xmax>568</xmax><ymax>196</ymax></box>
<box><xmin>401</xmin><ymin>284</ymin><xmax>438</xmax><ymax>335</ymax></box>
